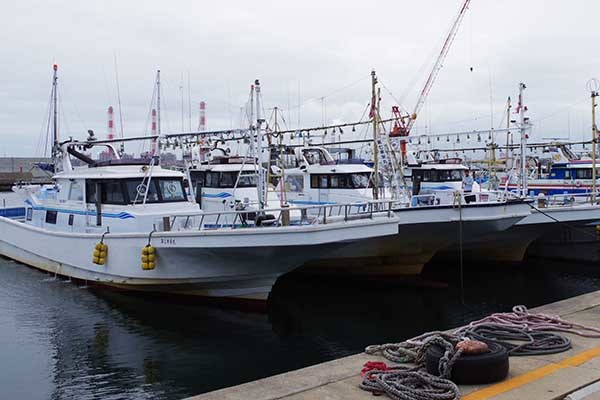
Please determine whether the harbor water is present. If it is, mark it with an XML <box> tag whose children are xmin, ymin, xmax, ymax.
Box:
<box><xmin>1</xmin><ymin>247</ymin><xmax>599</xmax><ymax>399</ymax></box>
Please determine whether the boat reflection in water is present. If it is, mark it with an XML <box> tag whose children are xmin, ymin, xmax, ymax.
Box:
<box><xmin>3</xmin><ymin>255</ymin><xmax>599</xmax><ymax>400</ymax></box>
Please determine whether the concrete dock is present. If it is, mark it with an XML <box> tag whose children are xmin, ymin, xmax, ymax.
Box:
<box><xmin>190</xmin><ymin>290</ymin><xmax>600</xmax><ymax>400</ymax></box>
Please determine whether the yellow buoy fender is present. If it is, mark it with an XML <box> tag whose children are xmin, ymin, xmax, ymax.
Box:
<box><xmin>141</xmin><ymin>245</ymin><xmax>156</xmax><ymax>270</ymax></box>
<box><xmin>92</xmin><ymin>242</ymin><xmax>108</xmax><ymax>265</ymax></box>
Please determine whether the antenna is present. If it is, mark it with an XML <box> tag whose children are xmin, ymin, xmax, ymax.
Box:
<box><xmin>113</xmin><ymin>54</ymin><xmax>125</xmax><ymax>138</ymax></box>
<box><xmin>187</xmin><ymin>72</ymin><xmax>192</xmax><ymax>131</ymax></box>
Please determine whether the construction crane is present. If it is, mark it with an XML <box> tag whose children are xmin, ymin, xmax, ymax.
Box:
<box><xmin>390</xmin><ymin>0</ymin><xmax>472</xmax><ymax>138</ymax></box>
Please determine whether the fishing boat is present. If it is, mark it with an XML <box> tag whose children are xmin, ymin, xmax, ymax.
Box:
<box><xmin>269</xmin><ymin>146</ymin><xmax>531</xmax><ymax>275</ymax></box>
<box><xmin>0</xmin><ymin>67</ymin><xmax>401</xmax><ymax>302</ymax></box>
<box><xmin>0</xmin><ymin>137</ymin><xmax>399</xmax><ymax>301</ymax></box>
<box><xmin>503</xmin><ymin>144</ymin><xmax>600</xmax><ymax>197</ymax></box>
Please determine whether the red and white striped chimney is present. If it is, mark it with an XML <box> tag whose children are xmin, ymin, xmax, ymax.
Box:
<box><xmin>151</xmin><ymin>109</ymin><xmax>157</xmax><ymax>136</ymax></box>
<box><xmin>198</xmin><ymin>101</ymin><xmax>206</xmax><ymax>131</ymax></box>
<box><xmin>107</xmin><ymin>106</ymin><xmax>115</xmax><ymax>140</ymax></box>
<box><xmin>151</xmin><ymin>108</ymin><xmax>157</xmax><ymax>156</ymax></box>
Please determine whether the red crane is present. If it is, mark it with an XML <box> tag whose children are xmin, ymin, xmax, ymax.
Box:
<box><xmin>390</xmin><ymin>0</ymin><xmax>472</xmax><ymax>138</ymax></box>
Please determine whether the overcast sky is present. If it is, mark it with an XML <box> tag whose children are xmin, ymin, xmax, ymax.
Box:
<box><xmin>1</xmin><ymin>0</ymin><xmax>599</xmax><ymax>156</ymax></box>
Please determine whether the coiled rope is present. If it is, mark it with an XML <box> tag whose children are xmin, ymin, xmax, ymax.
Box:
<box><xmin>455</xmin><ymin>323</ymin><xmax>571</xmax><ymax>356</ymax></box>
<box><xmin>361</xmin><ymin>305</ymin><xmax>600</xmax><ymax>399</ymax></box>
<box><xmin>463</xmin><ymin>305</ymin><xmax>600</xmax><ymax>338</ymax></box>
<box><xmin>363</xmin><ymin>333</ymin><xmax>462</xmax><ymax>400</ymax></box>
<box><xmin>360</xmin><ymin>366</ymin><xmax>460</xmax><ymax>400</ymax></box>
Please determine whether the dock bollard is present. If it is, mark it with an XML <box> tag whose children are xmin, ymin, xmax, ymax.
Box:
<box><xmin>537</xmin><ymin>193</ymin><xmax>547</xmax><ymax>208</ymax></box>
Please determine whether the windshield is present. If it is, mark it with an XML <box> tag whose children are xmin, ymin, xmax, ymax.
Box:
<box><xmin>310</xmin><ymin>172</ymin><xmax>372</xmax><ymax>189</ymax></box>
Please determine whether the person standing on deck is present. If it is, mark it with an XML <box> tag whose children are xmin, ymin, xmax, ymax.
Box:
<box><xmin>462</xmin><ymin>170</ymin><xmax>474</xmax><ymax>193</ymax></box>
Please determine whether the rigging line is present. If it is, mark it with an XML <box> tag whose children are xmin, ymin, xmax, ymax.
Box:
<box><xmin>113</xmin><ymin>54</ymin><xmax>125</xmax><ymax>138</ymax></box>
<box><xmin>378</xmin><ymin>77</ymin><xmax>407</xmax><ymax>112</ymax></box>
<box><xmin>286</xmin><ymin>74</ymin><xmax>370</xmax><ymax>111</ymax></box>
<box><xmin>59</xmin><ymin>82</ymin><xmax>87</xmax><ymax>134</ymax></box>
<box><xmin>139</xmin><ymin>76</ymin><xmax>158</xmax><ymax>155</ymax></box>
<box><xmin>38</xmin><ymin>86</ymin><xmax>54</xmax><ymax>157</ymax></box>
<box><xmin>280</xmin><ymin>110</ymin><xmax>289</xmax><ymax>131</ymax></box>
<box><xmin>532</xmin><ymin>98</ymin><xmax>588</xmax><ymax>124</ymax></box>
<box><xmin>100</xmin><ymin>64</ymin><xmax>112</xmax><ymax>107</ymax></box>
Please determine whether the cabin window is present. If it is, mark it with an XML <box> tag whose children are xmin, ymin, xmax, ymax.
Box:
<box><xmin>45</xmin><ymin>210</ymin><xmax>57</xmax><ymax>224</ymax></box>
<box><xmin>157</xmin><ymin>179</ymin><xmax>186</xmax><ymax>201</ymax></box>
<box><xmin>565</xmin><ymin>170</ymin><xmax>571</xmax><ymax>179</ymax></box>
<box><xmin>284</xmin><ymin>175</ymin><xmax>304</xmax><ymax>192</ymax></box>
<box><xmin>310</xmin><ymin>173</ymin><xmax>371</xmax><ymax>189</ymax></box>
<box><xmin>420</xmin><ymin>169</ymin><xmax>463</xmax><ymax>182</ymax></box>
<box><xmin>190</xmin><ymin>171</ymin><xmax>205</xmax><ymax>190</ymax></box>
<box><xmin>86</xmin><ymin>178</ymin><xmax>187</xmax><ymax>204</ymax></box>
<box><xmin>68</xmin><ymin>214</ymin><xmax>74</xmax><ymax>226</ymax></box>
<box><xmin>575</xmin><ymin>169</ymin><xmax>592</xmax><ymax>179</ymax></box>
<box><xmin>103</xmin><ymin>181</ymin><xmax>126</xmax><ymax>204</ymax></box>
<box><xmin>125</xmin><ymin>180</ymin><xmax>160</xmax><ymax>203</ymax></box>
<box><xmin>68</xmin><ymin>180</ymin><xmax>84</xmax><ymax>201</ymax></box>
<box><xmin>26</xmin><ymin>208</ymin><xmax>32</xmax><ymax>221</ymax></box>
<box><xmin>351</xmin><ymin>173</ymin><xmax>370</xmax><ymax>188</ymax></box>
<box><xmin>204</xmin><ymin>171</ymin><xmax>257</xmax><ymax>188</ymax></box>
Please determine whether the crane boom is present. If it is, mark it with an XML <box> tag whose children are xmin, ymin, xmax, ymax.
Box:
<box><xmin>405</xmin><ymin>0</ymin><xmax>472</xmax><ymax>135</ymax></box>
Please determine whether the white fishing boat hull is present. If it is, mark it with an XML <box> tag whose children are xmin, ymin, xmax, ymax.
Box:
<box><xmin>442</xmin><ymin>203</ymin><xmax>600</xmax><ymax>262</ymax></box>
<box><xmin>297</xmin><ymin>200</ymin><xmax>531</xmax><ymax>276</ymax></box>
<box><xmin>0</xmin><ymin>214</ymin><xmax>399</xmax><ymax>301</ymax></box>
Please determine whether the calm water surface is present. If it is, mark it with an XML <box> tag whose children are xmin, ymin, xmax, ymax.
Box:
<box><xmin>0</xmin><ymin>201</ymin><xmax>599</xmax><ymax>399</ymax></box>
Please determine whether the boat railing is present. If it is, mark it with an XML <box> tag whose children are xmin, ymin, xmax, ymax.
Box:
<box><xmin>542</xmin><ymin>192</ymin><xmax>600</xmax><ymax>207</ymax></box>
<box><xmin>410</xmin><ymin>190</ymin><xmax>516</xmax><ymax>207</ymax></box>
<box><xmin>160</xmin><ymin>200</ymin><xmax>399</xmax><ymax>232</ymax></box>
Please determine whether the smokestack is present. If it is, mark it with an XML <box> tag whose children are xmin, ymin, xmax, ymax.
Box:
<box><xmin>151</xmin><ymin>108</ymin><xmax>157</xmax><ymax>156</ymax></box>
<box><xmin>151</xmin><ymin>109</ymin><xmax>157</xmax><ymax>136</ymax></box>
<box><xmin>107</xmin><ymin>106</ymin><xmax>115</xmax><ymax>140</ymax></box>
<box><xmin>198</xmin><ymin>101</ymin><xmax>206</xmax><ymax>131</ymax></box>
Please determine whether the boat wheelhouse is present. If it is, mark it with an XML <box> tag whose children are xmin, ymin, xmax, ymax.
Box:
<box><xmin>274</xmin><ymin>146</ymin><xmax>376</xmax><ymax>207</ymax></box>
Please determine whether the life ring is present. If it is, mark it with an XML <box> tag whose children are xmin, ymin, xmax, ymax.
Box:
<box><xmin>575</xmin><ymin>180</ymin><xmax>582</xmax><ymax>188</ymax></box>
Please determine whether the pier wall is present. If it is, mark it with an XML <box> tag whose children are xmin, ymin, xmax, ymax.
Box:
<box><xmin>0</xmin><ymin>157</ymin><xmax>51</xmax><ymax>173</ymax></box>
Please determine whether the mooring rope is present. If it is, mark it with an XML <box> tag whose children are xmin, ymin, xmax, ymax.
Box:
<box><xmin>362</xmin><ymin>306</ymin><xmax>600</xmax><ymax>399</ymax></box>
<box><xmin>462</xmin><ymin>305</ymin><xmax>600</xmax><ymax>338</ymax></box>
<box><xmin>360</xmin><ymin>367</ymin><xmax>460</xmax><ymax>400</ymax></box>
<box><xmin>455</xmin><ymin>323</ymin><xmax>571</xmax><ymax>356</ymax></box>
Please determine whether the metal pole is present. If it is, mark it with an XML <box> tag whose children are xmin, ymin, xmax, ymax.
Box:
<box><xmin>156</xmin><ymin>70</ymin><xmax>161</xmax><ymax>137</ymax></box>
<box><xmin>371</xmin><ymin>70</ymin><xmax>379</xmax><ymax>200</ymax></box>
<box><xmin>52</xmin><ymin>64</ymin><xmax>58</xmax><ymax>160</ymax></box>
<box><xmin>519</xmin><ymin>83</ymin><xmax>528</xmax><ymax>197</ymax></box>
<box><xmin>592</xmin><ymin>90</ymin><xmax>598</xmax><ymax>203</ymax></box>
<box><xmin>255</xmin><ymin>80</ymin><xmax>266</xmax><ymax>209</ymax></box>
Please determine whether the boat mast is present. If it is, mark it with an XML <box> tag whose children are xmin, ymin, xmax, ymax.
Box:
<box><xmin>505</xmin><ymin>96</ymin><xmax>511</xmax><ymax>165</ymax></box>
<box><xmin>371</xmin><ymin>70</ymin><xmax>379</xmax><ymax>200</ymax></box>
<box><xmin>518</xmin><ymin>83</ymin><xmax>528</xmax><ymax>197</ymax></box>
<box><xmin>155</xmin><ymin>69</ymin><xmax>161</xmax><ymax>156</ymax></box>
<box><xmin>254</xmin><ymin>79</ymin><xmax>267</xmax><ymax>209</ymax></box>
<box><xmin>51</xmin><ymin>64</ymin><xmax>59</xmax><ymax>161</ymax></box>
<box><xmin>590</xmin><ymin>81</ymin><xmax>598</xmax><ymax>203</ymax></box>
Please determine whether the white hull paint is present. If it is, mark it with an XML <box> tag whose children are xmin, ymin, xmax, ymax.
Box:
<box><xmin>439</xmin><ymin>204</ymin><xmax>600</xmax><ymax>262</ymax></box>
<box><xmin>299</xmin><ymin>200</ymin><xmax>530</xmax><ymax>276</ymax></box>
<box><xmin>0</xmin><ymin>214</ymin><xmax>399</xmax><ymax>300</ymax></box>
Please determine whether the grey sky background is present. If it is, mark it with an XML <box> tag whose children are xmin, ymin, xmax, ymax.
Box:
<box><xmin>0</xmin><ymin>0</ymin><xmax>599</xmax><ymax>156</ymax></box>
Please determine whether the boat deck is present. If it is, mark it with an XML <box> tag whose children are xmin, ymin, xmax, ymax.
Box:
<box><xmin>189</xmin><ymin>290</ymin><xmax>600</xmax><ymax>400</ymax></box>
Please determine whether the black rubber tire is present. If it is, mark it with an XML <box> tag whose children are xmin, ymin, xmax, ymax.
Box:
<box><xmin>425</xmin><ymin>341</ymin><xmax>509</xmax><ymax>384</ymax></box>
